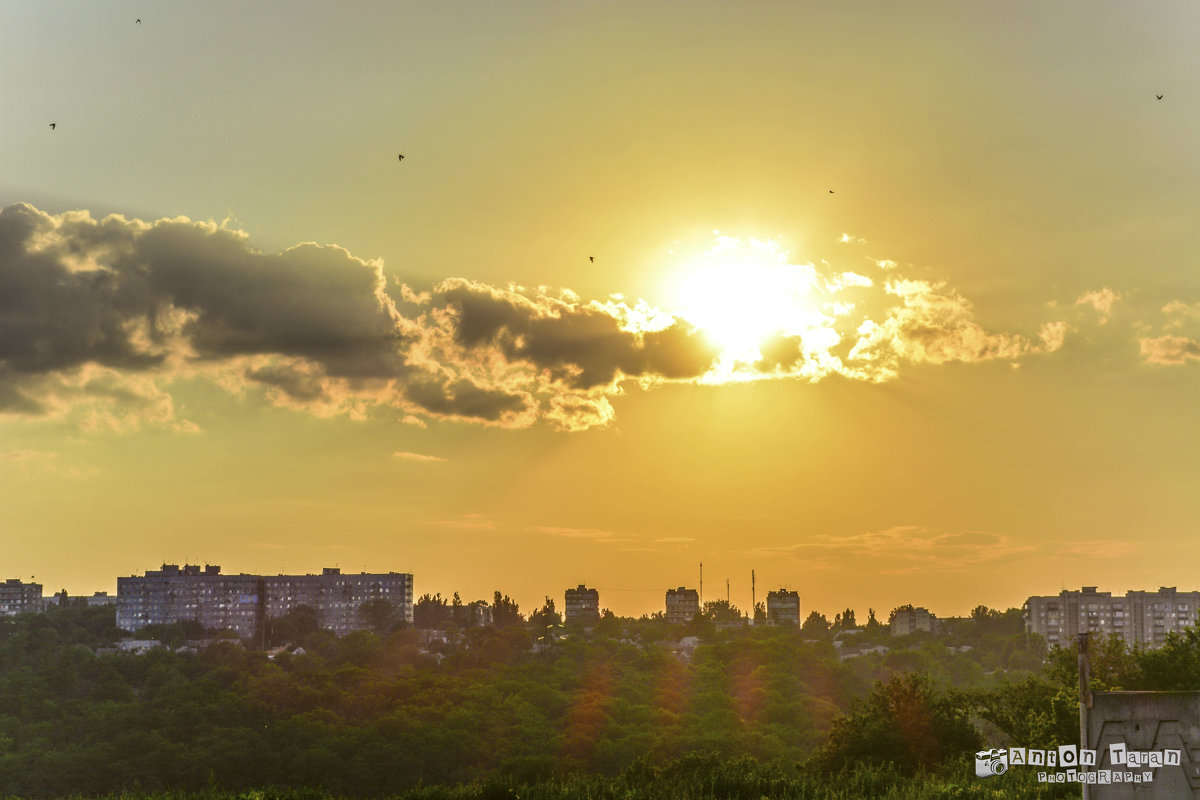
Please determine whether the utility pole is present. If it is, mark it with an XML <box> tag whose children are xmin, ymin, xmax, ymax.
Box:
<box><xmin>726</xmin><ymin>578</ymin><xmax>730</xmax><ymax>604</ymax></box>
<box><xmin>751</xmin><ymin>570</ymin><xmax>756</xmax><ymax>622</ymax></box>
<box><xmin>699</xmin><ymin>562</ymin><xmax>703</xmax><ymax>605</ymax></box>
<box><xmin>1079</xmin><ymin>632</ymin><xmax>1091</xmax><ymax>800</ymax></box>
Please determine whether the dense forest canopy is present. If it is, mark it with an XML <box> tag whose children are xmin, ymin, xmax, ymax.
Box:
<box><xmin>0</xmin><ymin>601</ymin><xmax>1187</xmax><ymax>798</ymax></box>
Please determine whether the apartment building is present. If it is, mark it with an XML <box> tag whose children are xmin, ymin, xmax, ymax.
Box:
<box><xmin>117</xmin><ymin>564</ymin><xmax>413</xmax><ymax>639</ymax></box>
<box><xmin>766</xmin><ymin>589</ymin><xmax>801</xmax><ymax>625</ymax></box>
<box><xmin>0</xmin><ymin>579</ymin><xmax>43</xmax><ymax>616</ymax></box>
<box><xmin>665</xmin><ymin>587</ymin><xmax>700</xmax><ymax>625</ymax></box>
<box><xmin>564</xmin><ymin>584</ymin><xmax>600</xmax><ymax>623</ymax></box>
<box><xmin>889</xmin><ymin>605</ymin><xmax>937</xmax><ymax>636</ymax></box>
<box><xmin>1024</xmin><ymin>586</ymin><xmax>1200</xmax><ymax>649</ymax></box>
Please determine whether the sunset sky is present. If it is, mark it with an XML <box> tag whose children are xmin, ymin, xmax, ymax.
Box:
<box><xmin>4</xmin><ymin>1</ymin><xmax>1200</xmax><ymax>620</ymax></box>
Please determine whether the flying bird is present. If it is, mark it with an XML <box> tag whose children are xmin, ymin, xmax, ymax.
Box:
<box><xmin>828</xmin><ymin>189</ymin><xmax>834</xmax><ymax>194</ymax></box>
<box><xmin>589</xmin><ymin>256</ymin><xmax>594</xmax><ymax>263</ymax></box>
<box><xmin>1156</xmin><ymin>94</ymin><xmax>1163</xmax><ymax>100</ymax></box>
<box><xmin>49</xmin><ymin>123</ymin><xmax>56</xmax><ymax>130</ymax></box>
<box><xmin>398</xmin><ymin>154</ymin><xmax>405</xmax><ymax>161</ymax></box>
<box><xmin>136</xmin><ymin>18</ymin><xmax>141</xmax><ymax>24</ymax></box>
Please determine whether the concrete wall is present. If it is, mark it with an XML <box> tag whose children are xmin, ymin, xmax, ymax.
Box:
<box><xmin>1088</xmin><ymin>691</ymin><xmax>1200</xmax><ymax>798</ymax></box>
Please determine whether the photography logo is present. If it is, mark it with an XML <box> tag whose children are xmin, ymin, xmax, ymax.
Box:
<box><xmin>976</xmin><ymin>748</ymin><xmax>1008</xmax><ymax>778</ymax></box>
<box><xmin>974</xmin><ymin>743</ymin><xmax>1182</xmax><ymax>785</ymax></box>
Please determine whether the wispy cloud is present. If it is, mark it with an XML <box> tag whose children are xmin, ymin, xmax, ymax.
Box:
<box><xmin>1075</xmin><ymin>287</ymin><xmax>1121</xmax><ymax>324</ymax></box>
<box><xmin>1139</xmin><ymin>335</ymin><xmax>1200</xmax><ymax>365</ymax></box>
<box><xmin>527</xmin><ymin>525</ymin><xmax>633</xmax><ymax>543</ymax></box>
<box><xmin>0</xmin><ymin>449</ymin><xmax>96</xmax><ymax>478</ymax></box>
<box><xmin>754</xmin><ymin>526</ymin><xmax>1039</xmax><ymax>575</ymax></box>
<box><xmin>391</xmin><ymin>451</ymin><xmax>445</xmax><ymax>463</ymax></box>
<box><xmin>1163</xmin><ymin>301</ymin><xmax>1200</xmax><ymax>329</ymax></box>
<box><xmin>433</xmin><ymin>513</ymin><xmax>496</xmax><ymax>530</ymax></box>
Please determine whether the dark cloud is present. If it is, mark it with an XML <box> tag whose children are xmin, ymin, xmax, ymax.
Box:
<box><xmin>402</xmin><ymin>373</ymin><xmax>531</xmax><ymax>423</ymax></box>
<box><xmin>0</xmin><ymin>204</ymin><xmax>164</xmax><ymax>374</ymax></box>
<box><xmin>0</xmin><ymin>203</ymin><xmax>1068</xmax><ymax>432</ymax></box>
<box><xmin>435</xmin><ymin>279</ymin><xmax>720</xmax><ymax>389</ymax></box>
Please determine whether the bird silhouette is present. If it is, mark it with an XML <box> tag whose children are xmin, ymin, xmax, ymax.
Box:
<box><xmin>828</xmin><ymin>189</ymin><xmax>834</xmax><ymax>194</ymax></box>
<box><xmin>589</xmin><ymin>256</ymin><xmax>594</xmax><ymax>263</ymax></box>
<box><xmin>398</xmin><ymin>154</ymin><xmax>405</xmax><ymax>161</ymax></box>
<box><xmin>49</xmin><ymin>123</ymin><xmax>56</xmax><ymax>130</ymax></box>
<box><xmin>135</xmin><ymin>18</ymin><xmax>141</xmax><ymax>24</ymax></box>
<box><xmin>1156</xmin><ymin>94</ymin><xmax>1163</xmax><ymax>100</ymax></box>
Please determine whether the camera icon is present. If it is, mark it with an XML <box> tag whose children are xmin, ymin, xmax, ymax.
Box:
<box><xmin>975</xmin><ymin>748</ymin><xmax>1009</xmax><ymax>778</ymax></box>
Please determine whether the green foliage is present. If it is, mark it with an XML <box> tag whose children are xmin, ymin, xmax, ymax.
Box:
<box><xmin>809</xmin><ymin>673</ymin><xmax>982</xmax><ymax>776</ymax></box>
<box><xmin>266</xmin><ymin>605</ymin><xmax>319</xmax><ymax>647</ymax></box>
<box><xmin>415</xmin><ymin>593</ymin><xmax>453</xmax><ymax>630</ymax></box>
<box><xmin>0</xmin><ymin>604</ymin><xmax>1115</xmax><ymax>797</ymax></box>
<box><xmin>491</xmin><ymin>592</ymin><xmax>523</xmax><ymax>628</ymax></box>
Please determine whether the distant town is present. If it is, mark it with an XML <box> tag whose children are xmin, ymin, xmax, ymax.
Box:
<box><xmin>2</xmin><ymin>565</ymin><xmax>1197</xmax><ymax>651</ymax></box>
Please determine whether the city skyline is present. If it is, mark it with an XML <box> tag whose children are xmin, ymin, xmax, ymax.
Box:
<box><xmin>4</xmin><ymin>3</ymin><xmax>1200</xmax><ymax>619</ymax></box>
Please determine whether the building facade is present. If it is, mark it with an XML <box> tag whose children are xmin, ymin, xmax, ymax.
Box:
<box><xmin>665</xmin><ymin>587</ymin><xmax>700</xmax><ymax>625</ymax></box>
<box><xmin>1024</xmin><ymin>586</ymin><xmax>1200</xmax><ymax>649</ymax></box>
<box><xmin>262</xmin><ymin>568</ymin><xmax>414</xmax><ymax>635</ymax></box>
<box><xmin>117</xmin><ymin>564</ymin><xmax>414</xmax><ymax>640</ymax></box>
<box><xmin>564</xmin><ymin>584</ymin><xmax>600</xmax><ymax>624</ymax></box>
<box><xmin>889</xmin><ymin>605</ymin><xmax>937</xmax><ymax>636</ymax></box>
<box><xmin>766</xmin><ymin>589</ymin><xmax>801</xmax><ymax>625</ymax></box>
<box><xmin>0</xmin><ymin>579</ymin><xmax>43</xmax><ymax>616</ymax></box>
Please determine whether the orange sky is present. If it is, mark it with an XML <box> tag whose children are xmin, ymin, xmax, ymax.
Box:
<box><xmin>3</xmin><ymin>2</ymin><xmax>1200</xmax><ymax>619</ymax></box>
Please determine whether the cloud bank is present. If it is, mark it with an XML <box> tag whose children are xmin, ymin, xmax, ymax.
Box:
<box><xmin>0</xmin><ymin>203</ymin><xmax>1069</xmax><ymax>432</ymax></box>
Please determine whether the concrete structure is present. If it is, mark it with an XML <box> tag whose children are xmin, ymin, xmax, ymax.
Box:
<box><xmin>0</xmin><ymin>579</ymin><xmax>43</xmax><ymax>616</ymax></box>
<box><xmin>564</xmin><ymin>584</ymin><xmax>600</xmax><ymax>624</ymax></box>
<box><xmin>1025</xmin><ymin>586</ymin><xmax>1200</xmax><ymax>649</ymax></box>
<box><xmin>889</xmin><ymin>605</ymin><xmax>937</xmax><ymax>636</ymax></box>
<box><xmin>766</xmin><ymin>589</ymin><xmax>800</xmax><ymax>625</ymax></box>
<box><xmin>87</xmin><ymin>591</ymin><xmax>118</xmax><ymax>607</ymax></box>
<box><xmin>665</xmin><ymin>587</ymin><xmax>700</xmax><ymax>625</ymax></box>
<box><xmin>117</xmin><ymin>564</ymin><xmax>413</xmax><ymax>640</ymax></box>
<box><xmin>1087</xmin><ymin>690</ymin><xmax>1200</xmax><ymax>798</ymax></box>
<box><xmin>262</xmin><ymin>567</ymin><xmax>413</xmax><ymax>635</ymax></box>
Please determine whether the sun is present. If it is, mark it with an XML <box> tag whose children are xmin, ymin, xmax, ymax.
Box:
<box><xmin>663</xmin><ymin>234</ymin><xmax>823</xmax><ymax>365</ymax></box>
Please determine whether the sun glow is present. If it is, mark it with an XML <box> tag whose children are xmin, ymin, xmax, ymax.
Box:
<box><xmin>664</xmin><ymin>235</ymin><xmax>826</xmax><ymax>369</ymax></box>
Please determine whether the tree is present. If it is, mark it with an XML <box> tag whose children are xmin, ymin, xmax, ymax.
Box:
<box><xmin>802</xmin><ymin>611</ymin><xmax>830</xmax><ymax>637</ymax></box>
<box><xmin>701</xmin><ymin>600</ymin><xmax>744</xmax><ymax>625</ymax></box>
<box><xmin>492</xmin><ymin>591</ymin><xmax>522</xmax><ymax>628</ymax></box>
<box><xmin>974</xmin><ymin>676</ymin><xmax>1076</xmax><ymax>748</ymax></box>
<box><xmin>528</xmin><ymin>596</ymin><xmax>561</xmax><ymax>629</ymax></box>
<box><xmin>451</xmin><ymin>592</ymin><xmax>465</xmax><ymax>626</ymax></box>
<box><xmin>357</xmin><ymin>598</ymin><xmax>397</xmax><ymax>636</ymax></box>
<box><xmin>413</xmin><ymin>593</ymin><xmax>452</xmax><ymax>629</ymax></box>
<box><xmin>810</xmin><ymin>673</ymin><xmax>982</xmax><ymax>775</ymax></box>
<box><xmin>265</xmin><ymin>605</ymin><xmax>319</xmax><ymax>647</ymax></box>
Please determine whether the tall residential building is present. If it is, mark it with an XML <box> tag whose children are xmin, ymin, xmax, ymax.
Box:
<box><xmin>564</xmin><ymin>584</ymin><xmax>600</xmax><ymax>624</ymax></box>
<box><xmin>665</xmin><ymin>587</ymin><xmax>700</xmax><ymax>625</ymax></box>
<box><xmin>1024</xmin><ymin>586</ymin><xmax>1200</xmax><ymax>649</ymax></box>
<box><xmin>889</xmin><ymin>605</ymin><xmax>937</xmax><ymax>636</ymax></box>
<box><xmin>0</xmin><ymin>579</ymin><xmax>43</xmax><ymax>616</ymax></box>
<box><xmin>117</xmin><ymin>564</ymin><xmax>413</xmax><ymax>640</ymax></box>
<box><xmin>766</xmin><ymin>589</ymin><xmax>800</xmax><ymax>625</ymax></box>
